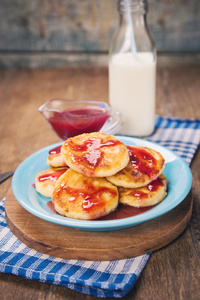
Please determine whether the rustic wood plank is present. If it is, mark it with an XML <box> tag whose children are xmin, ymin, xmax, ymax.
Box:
<box><xmin>134</xmin><ymin>229</ymin><xmax>200</xmax><ymax>300</ymax></box>
<box><xmin>0</xmin><ymin>0</ymin><xmax>200</xmax><ymax>67</ymax></box>
<box><xmin>0</xmin><ymin>0</ymin><xmax>199</xmax><ymax>52</ymax></box>
<box><xmin>0</xmin><ymin>273</ymin><xmax>89</xmax><ymax>300</ymax></box>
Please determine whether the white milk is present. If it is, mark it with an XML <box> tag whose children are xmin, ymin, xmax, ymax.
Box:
<box><xmin>109</xmin><ymin>52</ymin><xmax>156</xmax><ymax>136</ymax></box>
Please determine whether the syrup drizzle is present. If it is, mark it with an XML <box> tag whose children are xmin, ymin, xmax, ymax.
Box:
<box><xmin>55</xmin><ymin>183</ymin><xmax>117</xmax><ymax>212</ymax></box>
<box><xmin>66</xmin><ymin>138</ymin><xmax>121</xmax><ymax>168</ymax></box>
<box><xmin>127</xmin><ymin>146</ymin><xmax>156</xmax><ymax>178</ymax></box>
<box><xmin>147</xmin><ymin>176</ymin><xmax>164</xmax><ymax>191</ymax></box>
<box><xmin>49</xmin><ymin>145</ymin><xmax>62</xmax><ymax>155</ymax></box>
<box><xmin>129</xmin><ymin>177</ymin><xmax>164</xmax><ymax>199</ymax></box>
<box><xmin>38</xmin><ymin>168</ymin><xmax>68</xmax><ymax>182</ymax></box>
<box><xmin>129</xmin><ymin>190</ymin><xmax>148</xmax><ymax>198</ymax></box>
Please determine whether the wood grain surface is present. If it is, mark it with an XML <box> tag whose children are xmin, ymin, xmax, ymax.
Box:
<box><xmin>0</xmin><ymin>61</ymin><xmax>200</xmax><ymax>299</ymax></box>
<box><xmin>5</xmin><ymin>188</ymin><xmax>193</xmax><ymax>261</ymax></box>
<box><xmin>1</xmin><ymin>0</ymin><xmax>200</xmax><ymax>68</ymax></box>
<box><xmin>2</xmin><ymin>0</ymin><xmax>199</xmax><ymax>52</ymax></box>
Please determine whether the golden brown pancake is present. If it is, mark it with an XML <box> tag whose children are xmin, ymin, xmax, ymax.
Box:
<box><xmin>119</xmin><ymin>174</ymin><xmax>167</xmax><ymax>207</ymax></box>
<box><xmin>35</xmin><ymin>167</ymin><xmax>68</xmax><ymax>198</ymax></box>
<box><xmin>52</xmin><ymin>168</ymin><xmax>119</xmax><ymax>220</ymax></box>
<box><xmin>47</xmin><ymin>145</ymin><xmax>67</xmax><ymax>168</ymax></box>
<box><xmin>61</xmin><ymin>132</ymin><xmax>129</xmax><ymax>177</ymax></box>
<box><xmin>107</xmin><ymin>146</ymin><xmax>165</xmax><ymax>188</ymax></box>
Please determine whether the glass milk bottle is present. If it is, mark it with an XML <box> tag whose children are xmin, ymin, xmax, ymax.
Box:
<box><xmin>109</xmin><ymin>0</ymin><xmax>156</xmax><ymax>137</ymax></box>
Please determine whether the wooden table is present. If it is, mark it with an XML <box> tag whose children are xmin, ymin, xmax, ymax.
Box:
<box><xmin>0</xmin><ymin>58</ymin><xmax>200</xmax><ymax>299</ymax></box>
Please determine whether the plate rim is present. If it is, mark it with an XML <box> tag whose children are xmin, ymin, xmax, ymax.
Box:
<box><xmin>12</xmin><ymin>136</ymin><xmax>192</xmax><ymax>231</ymax></box>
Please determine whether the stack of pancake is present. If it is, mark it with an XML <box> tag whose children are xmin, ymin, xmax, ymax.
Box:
<box><xmin>35</xmin><ymin>132</ymin><xmax>167</xmax><ymax>220</ymax></box>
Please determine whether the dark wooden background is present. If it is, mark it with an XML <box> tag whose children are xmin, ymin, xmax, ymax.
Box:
<box><xmin>0</xmin><ymin>0</ymin><xmax>200</xmax><ymax>68</ymax></box>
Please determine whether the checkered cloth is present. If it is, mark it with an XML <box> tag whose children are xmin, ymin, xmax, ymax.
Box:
<box><xmin>0</xmin><ymin>116</ymin><xmax>199</xmax><ymax>298</ymax></box>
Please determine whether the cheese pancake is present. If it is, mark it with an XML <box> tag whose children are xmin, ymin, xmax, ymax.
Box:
<box><xmin>52</xmin><ymin>168</ymin><xmax>119</xmax><ymax>220</ymax></box>
<box><xmin>119</xmin><ymin>174</ymin><xmax>167</xmax><ymax>207</ymax></box>
<box><xmin>47</xmin><ymin>145</ymin><xmax>67</xmax><ymax>168</ymax></box>
<box><xmin>35</xmin><ymin>167</ymin><xmax>68</xmax><ymax>197</ymax></box>
<box><xmin>107</xmin><ymin>146</ymin><xmax>165</xmax><ymax>188</ymax></box>
<box><xmin>61</xmin><ymin>132</ymin><xmax>129</xmax><ymax>177</ymax></box>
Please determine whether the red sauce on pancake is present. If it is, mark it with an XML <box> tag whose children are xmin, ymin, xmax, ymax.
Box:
<box><xmin>128</xmin><ymin>177</ymin><xmax>164</xmax><ymax>199</ymax></box>
<box><xmin>126</xmin><ymin>146</ymin><xmax>156</xmax><ymax>178</ymax></box>
<box><xmin>147</xmin><ymin>177</ymin><xmax>164</xmax><ymax>191</ymax></box>
<box><xmin>55</xmin><ymin>183</ymin><xmax>117</xmax><ymax>212</ymax></box>
<box><xmin>38</xmin><ymin>168</ymin><xmax>68</xmax><ymax>182</ymax></box>
<box><xmin>129</xmin><ymin>190</ymin><xmax>148</xmax><ymax>199</ymax></box>
<box><xmin>49</xmin><ymin>145</ymin><xmax>62</xmax><ymax>155</ymax></box>
<box><xmin>65</xmin><ymin>138</ymin><xmax>121</xmax><ymax>169</ymax></box>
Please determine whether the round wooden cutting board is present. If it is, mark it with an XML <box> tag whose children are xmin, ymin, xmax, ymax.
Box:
<box><xmin>5</xmin><ymin>188</ymin><xmax>192</xmax><ymax>261</ymax></box>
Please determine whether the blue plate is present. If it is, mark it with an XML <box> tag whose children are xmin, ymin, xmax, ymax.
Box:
<box><xmin>12</xmin><ymin>136</ymin><xmax>192</xmax><ymax>231</ymax></box>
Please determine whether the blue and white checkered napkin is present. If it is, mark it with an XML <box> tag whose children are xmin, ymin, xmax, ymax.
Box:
<box><xmin>0</xmin><ymin>116</ymin><xmax>200</xmax><ymax>298</ymax></box>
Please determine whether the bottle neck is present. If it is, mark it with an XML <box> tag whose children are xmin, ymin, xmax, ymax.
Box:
<box><xmin>118</xmin><ymin>0</ymin><xmax>148</xmax><ymax>15</ymax></box>
<box><xmin>109</xmin><ymin>0</ymin><xmax>155</xmax><ymax>57</ymax></box>
<box><xmin>118</xmin><ymin>0</ymin><xmax>148</xmax><ymax>27</ymax></box>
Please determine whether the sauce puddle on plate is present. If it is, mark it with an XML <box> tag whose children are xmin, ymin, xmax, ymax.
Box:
<box><xmin>46</xmin><ymin>201</ymin><xmax>152</xmax><ymax>220</ymax></box>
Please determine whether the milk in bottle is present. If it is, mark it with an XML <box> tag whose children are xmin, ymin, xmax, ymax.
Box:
<box><xmin>109</xmin><ymin>0</ymin><xmax>156</xmax><ymax>136</ymax></box>
<box><xmin>109</xmin><ymin>52</ymin><xmax>156</xmax><ymax>136</ymax></box>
